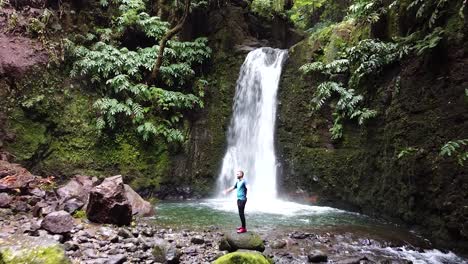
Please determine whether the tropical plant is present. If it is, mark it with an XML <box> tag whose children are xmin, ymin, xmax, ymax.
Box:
<box><xmin>68</xmin><ymin>0</ymin><xmax>211</xmax><ymax>142</ymax></box>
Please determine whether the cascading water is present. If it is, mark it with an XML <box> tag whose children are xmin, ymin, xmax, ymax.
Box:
<box><xmin>217</xmin><ymin>47</ymin><xmax>287</xmax><ymax>202</ymax></box>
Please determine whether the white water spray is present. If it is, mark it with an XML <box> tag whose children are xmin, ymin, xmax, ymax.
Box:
<box><xmin>217</xmin><ymin>47</ymin><xmax>288</xmax><ymax>202</ymax></box>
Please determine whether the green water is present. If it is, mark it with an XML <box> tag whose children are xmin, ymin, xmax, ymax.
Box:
<box><xmin>155</xmin><ymin>199</ymin><xmax>391</xmax><ymax>232</ymax></box>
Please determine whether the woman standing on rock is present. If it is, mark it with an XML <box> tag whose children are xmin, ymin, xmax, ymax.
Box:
<box><xmin>223</xmin><ymin>170</ymin><xmax>248</xmax><ymax>233</ymax></box>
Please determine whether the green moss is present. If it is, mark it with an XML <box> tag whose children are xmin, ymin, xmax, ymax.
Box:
<box><xmin>214</xmin><ymin>252</ymin><xmax>271</xmax><ymax>264</ymax></box>
<box><xmin>0</xmin><ymin>246</ymin><xmax>70</xmax><ymax>264</ymax></box>
<box><xmin>72</xmin><ymin>209</ymin><xmax>86</xmax><ymax>219</ymax></box>
<box><xmin>6</xmin><ymin>110</ymin><xmax>47</xmax><ymax>161</ymax></box>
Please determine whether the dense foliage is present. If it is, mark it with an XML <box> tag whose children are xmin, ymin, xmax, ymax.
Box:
<box><xmin>67</xmin><ymin>0</ymin><xmax>211</xmax><ymax>142</ymax></box>
<box><xmin>297</xmin><ymin>0</ymin><xmax>465</xmax><ymax>141</ymax></box>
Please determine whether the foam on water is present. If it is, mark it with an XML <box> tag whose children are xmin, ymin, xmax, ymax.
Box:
<box><xmin>200</xmin><ymin>198</ymin><xmax>341</xmax><ymax>216</ymax></box>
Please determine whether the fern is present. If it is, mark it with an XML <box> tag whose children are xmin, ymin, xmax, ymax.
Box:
<box><xmin>302</xmin><ymin>38</ymin><xmax>407</xmax><ymax>139</ymax></box>
<box><xmin>440</xmin><ymin>139</ymin><xmax>468</xmax><ymax>166</ymax></box>
<box><xmin>67</xmin><ymin>0</ymin><xmax>211</xmax><ymax>142</ymax></box>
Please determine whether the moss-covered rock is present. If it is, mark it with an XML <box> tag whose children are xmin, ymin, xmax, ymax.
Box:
<box><xmin>0</xmin><ymin>235</ymin><xmax>69</xmax><ymax>264</ymax></box>
<box><xmin>214</xmin><ymin>251</ymin><xmax>271</xmax><ymax>264</ymax></box>
<box><xmin>0</xmin><ymin>246</ymin><xmax>69</xmax><ymax>264</ymax></box>
<box><xmin>221</xmin><ymin>231</ymin><xmax>265</xmax><ymax>252</ymax></box>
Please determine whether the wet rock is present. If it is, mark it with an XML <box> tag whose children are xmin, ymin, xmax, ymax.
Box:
<box><xmin>152</xmin><ymin>239</ymin><xmax>182</xmax><ymax>264</ymax></box>
<box><xmin>270</xmin><ymin>239</ymin><xmax>287</xmax><ymax>249</ymax></box>
<box><xmin>191</xmin><ymin>235</ymin><xmax>205</xmax><ymax>244</ymax></box>
<box><xmin>308</xmin><ymin>250</ymin><xmax>328</xmax><ymax>263</ymax></box>
<box><xmin>222</xmin><ymin>231</ymin><xmax>265</xmax><ymax>252</ymax></box>
<box><xmin>41</xmin><ymin>210</ymin><xmax>75</xmax><ymax>234</ymax></box>
<box><xmin>0</xmin><ymin>192</ymin><xmax>12</xmax><ymax>208</ymax></box>
<box><xmin>86</xmin><ymin>175</ymin><xmax>132</xmax><ymax>226</ymax></box>
<box><xmin>124</xmin><ymin>184</ymin><xmax>155</xmax><ymax>217</ymax></box>
<box><xmin>290</xmin><ymin>231</ymin><xmax>309</xmax><ymax>239</ymax></box>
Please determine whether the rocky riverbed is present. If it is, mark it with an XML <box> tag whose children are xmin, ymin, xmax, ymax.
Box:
<box><xmin>0</xmin><ymin>159</ymin><xmax>467</xmax><ymax>263</ymax></box>
<box><xmin>2</xmin><ymin>205</ymin><xmax>467</xmax><ymax>264</ymax></box>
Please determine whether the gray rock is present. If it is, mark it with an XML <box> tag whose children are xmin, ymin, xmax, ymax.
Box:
<box><xmin>222</xmin><ymin>231</ymin><xmax>265</xmax><ymax>252</ymax></box>
<box><xmin>118</xmin><ymin>228</ymin><xmax>134</xmax><ymax>238</ymax></box>
<box><xmin>63</xmin><ymin>198</ymin><xmax>84</xmax><ymax>214</ymax></box>
<box><xmin>64</xmin><ymin>241</ymin><xmax>79</xmax><ymax>251</ymax></box>
<box><xmin>270</xmin><ymin>239</ymin><xmax>287</xmax><ymax>249</ymax></box>
<box><xmin>191</xmin><ymin>235</ymin><xmax>205</xmax><ymax>244</ymax></box>
<box><xmin>308</xmin><ymin>250</ymin><xmax>328</xmax><ymax>263</ymax></box>
<box><xmin>152</xmin><ymin>239</ymin><xmax>181</xmax><ymax>264</ymax></box>
<box><xmin>29</xmin><ymin>187</ymin><xmax>46</xmax><ymax>197</ymax></box>
<box><xmin>41</xmin><ymin>210</ymin><xmax>75</xmax><ymax>234</ymax></box>
<box><xmin>108</xmin><ymin>254</ymin><xmax>127</xmax><ymax>264</ymax></box>
<box><xmin>0</xmin><ymin>193</ymin><xmax>12</xmax><ymax>208</ymax></box>
<box><xmin>124</xmin><ymin>184</ymin><xmax>155</xmax><ymax>217</ymax></box>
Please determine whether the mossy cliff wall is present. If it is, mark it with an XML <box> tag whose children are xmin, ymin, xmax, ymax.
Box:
<box><xmin>277</xmin><ymin>13</ymin><xmax>468</xmax><ymax>251</ymax></box>
<box><xmin>1</xmin><ymin>2</ymin><xmax>298</xmax><ymax>198</ymax></box>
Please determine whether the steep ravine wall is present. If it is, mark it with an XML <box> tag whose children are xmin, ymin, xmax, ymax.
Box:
<box><xmin>277</xmin><ymin>28</ymin><xmax>468</xmax><ymax>252</ymax></box>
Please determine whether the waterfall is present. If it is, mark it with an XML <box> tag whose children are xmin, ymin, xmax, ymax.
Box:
<box><xmin>217</xmin><ymin>47</ymin><xmax>288</xmax><ymax>201</ymax></box>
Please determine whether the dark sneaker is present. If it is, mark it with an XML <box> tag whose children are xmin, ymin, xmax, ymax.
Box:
<box><xmin>237</xmin><ymin>227</ymin><xmax>247</xmax><ymax>233</ymax></box>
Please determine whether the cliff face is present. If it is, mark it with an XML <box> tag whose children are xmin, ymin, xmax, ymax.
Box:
<box><xmin>276</xmin><ymin>11</ymin><xmax>468</xmax><ymax>251</ymax></box>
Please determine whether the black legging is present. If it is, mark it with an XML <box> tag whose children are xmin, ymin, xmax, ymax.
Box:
<box><xmin>237</xmin><ymin>199</ymin><xmax>247</xmax><ymax>228</ymax></box>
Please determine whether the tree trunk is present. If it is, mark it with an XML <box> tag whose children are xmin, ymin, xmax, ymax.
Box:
<box><xmin>149</xmin><ymin>0</ymin><xmax>191</xmax><ymax>83</ymax></box>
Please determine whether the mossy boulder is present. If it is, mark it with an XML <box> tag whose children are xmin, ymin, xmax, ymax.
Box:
<box><xmin>220</xmin><ymin>231</ymin><xmax>265</xmax><ymax>252</ymax></box>
<box><xmin>214</xmin><ymin>251</ymin><xmax>271</xmax><ymax>264</ymax></box>
<box><xmin>0</xmin><ymin>235</ymin><xmax>69</xmax><ymax>264</ymax></box>
<box><xmin>0</xmin><ymin>246</ymin><xmax>69</xmax><ymax>264</ymax></box>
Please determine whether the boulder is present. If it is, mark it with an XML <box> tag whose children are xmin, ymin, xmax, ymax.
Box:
<box><xmin>124</xmin><ymin>184</ymin><xmax>155</xmax><ymax>217</ymax></box>
<box><xmin>213</xmin><ymin>251</ymin><xmax>271</xmax><ymax>264</ymax></box>
<box><xmin>86</xmin><ymin>175</ymin><xmax>132</xmax><ymax>226</ymax></box>
<box><xmin>221</xmin><ymin>231</ymin><xmax>265</xmax><ymax>252</ymax></box>
<box><xmin>41</xmin><ymin>210</ymin><xmax>75</xmax><ymax>234</ymax></box>
<box><xmin>0</xmin><ymin>234</ymin><xmax>70</xmax><ymax>264</ymax></box>
<box><xmin>57</xmin><ymin>175</ymin><xmax>96</xmax><ymax>205</ymax></box>
<box><xmin>0</xmin><ymin>193</ymin><xmax>12</xmax><ymax>208</ymax></box>
<box><xmin>0</xmin><ymin>160</ymin><xmax>36</xmax><ymax>190</ymax></box>
<box><xmin>152</xmin><ymin>238</ymin><xmax>182</xmax><ymax>264</ymax></box>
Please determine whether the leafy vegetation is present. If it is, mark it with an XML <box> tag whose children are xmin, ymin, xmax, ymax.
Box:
<box><xmin>440</xmin><ymin>139</ymin><xmax>468</xmax><ymax>166</ymax></box>
<box><xmin>301</xmin><ymin>38</ymin><xmax>407</xmax><ymax>139</ymax></box>
<box><xmin>68</xmin><ymin>0</ymin><xmax>211</xmax><ymax>142</ymax></box>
